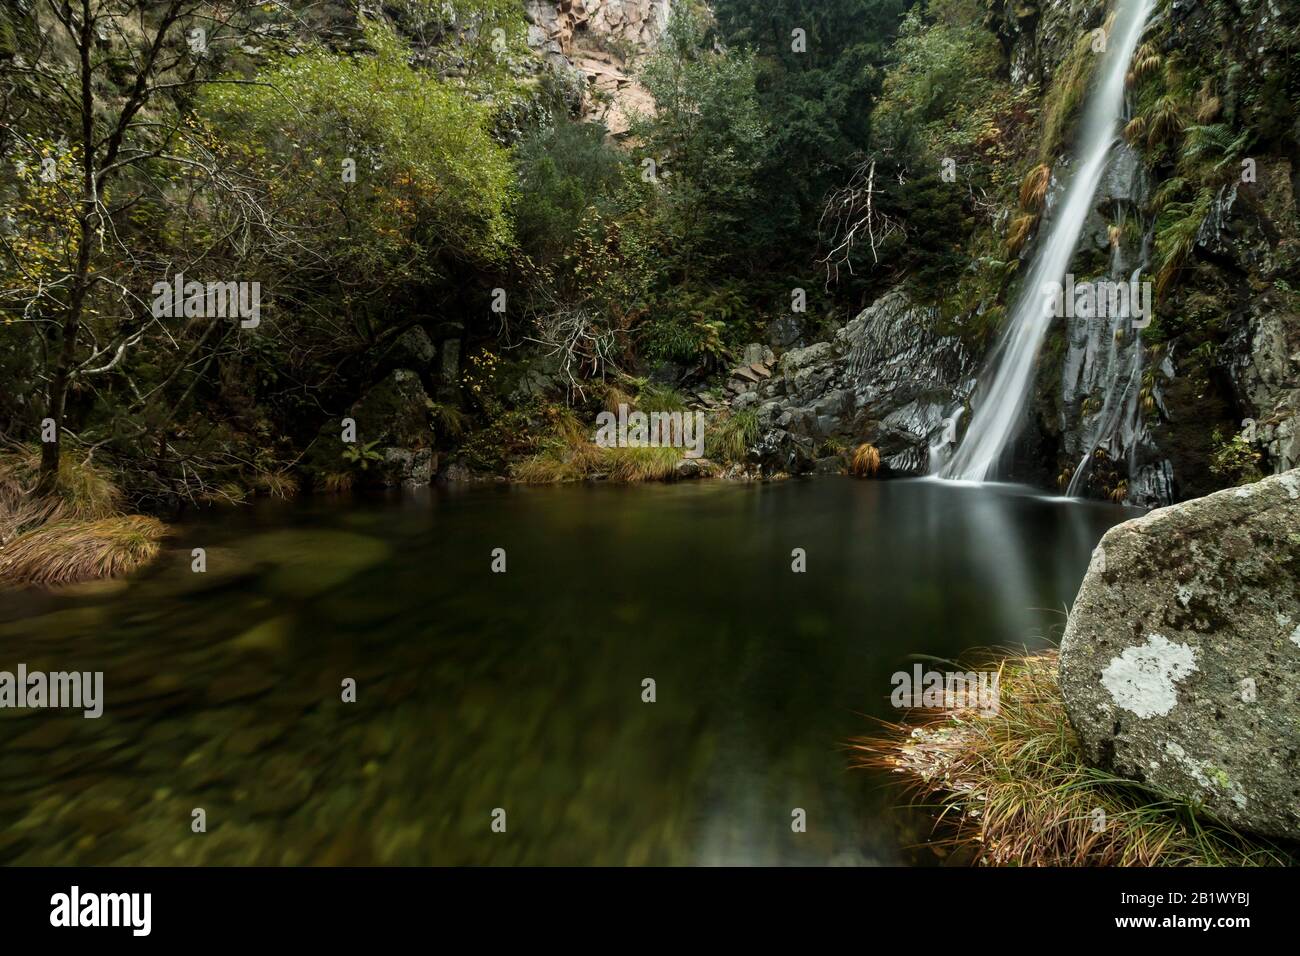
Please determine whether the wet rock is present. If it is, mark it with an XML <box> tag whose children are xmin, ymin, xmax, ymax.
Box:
<box><xmin>441</xmin><ymin>460</ymin><xmax>474</xmax><ymax>482</ymax></box>
<box><xmin>248</xmin><ymin>754</ymin><xmax>316</xmax><ymax>816</ymax></box>
<box><xmin>673</xmin><ymin>457</ymin><xmax>714</xmax><ymax>480</ymax></box>
<box><xmin>222</xmin><ymin>722</ymin><xmax>289</xmax><ymax>757</ymax></box>
<box><xmin>437</xmin><ymin>337</ymin><xmax>461</xmax><ymax>401</ymax></box>
<box><xmin>746</xmin><ymin>288</ymin><xmax>977</xmax><ymax>475</ymax></box>
<box><xmin>137</xmin><ymin>547</ymin><xmax>252</xmax><ymax>597</ymax></box>
<box><xmin>348</xmin><ymin>369</ymin><xmax>439</xmax><ymax>488</ymax></box>
<box><xmin>389</xmin><ymin>326</ymin><xmax>436</xmax><ymax>370</ymax></box>
<box><xmin>49</xmin><ymin>577</ymin><xmax>131</xmax><ymax>599</ymax></box>
<box><xmin>381</xmin><ymin>446</ymin><xmax>434</xmax><ymax>488</ymax></box>
<box><xmin>1224</xmin><ymin>289</ymin><xmax>1300</xmax><ymax>474</ymax></box>
<box><xmin>767</xmin><ymin>314</ymin><xmax>804</xmax><ymax>349</ymax></box>
<box><xmin>1060</xmin><ymin>469</ymin><xmax>1300</xmax><ymax>839</ymax></box>
<box><xmin>9</xmin><ymin>720</ymin><xmax>77</xmax><ymax>751</ymax></box>
<box><xmin>812</xmin><ymin>456</ymin><xmax>844</xmax><ymax>476</ymax></box>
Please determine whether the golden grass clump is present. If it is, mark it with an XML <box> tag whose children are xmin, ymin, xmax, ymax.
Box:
<box><xmin>705</xmin><ymin>408</ymin><xmax>758</xmax><ymax>464</ymax></box>
<box><xmin>320</xmin><ymin>471</ymin><xmax>355</xmax><ymax>493</ymax></box>
<box><xmin>1123</xmin><ymin>114</ymin><xmax>1147</xmax><ymax>146</ymax></box>
<box><xmin>1193</xmin><ymin>79</ymin><xmax>1221</xmax><ymax>124</ymax></box>
<box><xmin>605</xmin><ymin>446</ymin><xmax>682</xmax><ymax>483</ymax></box>
<box><xmin>1018</xmin><ymin>163</ymin><xmax>1051</xmax><ymax>212</ymax></box>
<box><xmin>602</xmin><ymin>384</ymin><xmax>636</xmax><ymax>415</ymax></box>
<box><xmin>513</xmin><ymin>403</ymin><xmax>694</xmax><ymax>484</ymax></box>
<box><xmin>255</xmin><ymin>470</ymin><xmax>300</xmax><ymax>499</ymax></box>
<box><xmin>0</xmin><ymin>444</ymin><xmax>166</xmax><ymax>587</ymax></box>
<box><xmin>1128</xmin><ymin>42</ymin><xmax>1163</xmax><ymax>86</ymax></box>
<box><xmin>1145</xmin><ymin>93</ymin><xmax>1185</xmax><ymax>148</ymax></box>
<box><xmin>1004</xmin><ymin>212</ymin><xmax>1036</xmax><ymax>257</ymax></box>
<box><xmin>0</xmin><ymin>515</ymin><xmax>167</xmax><ymax>587</ymax></box>
<box><xmin>0</xmin><ymin>444</ymin><xmax>122</xmax><ymax>544</ymax></box>
<box><xmin>851</xmin><ymin>650</ymin><xmax>1294</xmax><ymax>866</ymax></box>
<box><xmin>849</xmin><ymin>443</ymin><xmax>881</xmax><ymax>478</ymax></box>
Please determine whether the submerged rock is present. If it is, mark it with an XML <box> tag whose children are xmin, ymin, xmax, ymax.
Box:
<box><xmin>236</xmin><ymin>529</ymin><xmax>390</xmax><ymax>599</ymax></box>
<box><xmin>1059</xmin><ymin>469</ymin><xmax>1300</xmax><ymax>839</ymax></box>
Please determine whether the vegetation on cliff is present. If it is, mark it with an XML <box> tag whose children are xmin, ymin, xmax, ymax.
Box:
<box><xmin>1</xmin><ymin>0</ymin><xmax>1297</xmax><ymax>583</ymax></box>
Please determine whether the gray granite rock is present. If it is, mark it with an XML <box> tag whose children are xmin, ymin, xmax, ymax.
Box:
<box><xmin>1060</xmin><ymin>469</ymin><xmax>1300</xmax><ymax>839</ymax></box>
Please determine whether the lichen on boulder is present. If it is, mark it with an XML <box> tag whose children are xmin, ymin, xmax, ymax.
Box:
<box><xmin>1059</xmin><ymin>468</ymin><xmax>1300</xmax><ymax>840</ymax></box>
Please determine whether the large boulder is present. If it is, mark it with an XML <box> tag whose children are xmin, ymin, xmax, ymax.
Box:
<box><xmin>1060</xmin><ymin>469</ymin><xmax>1300</xmax><ymax>839</ymax></box>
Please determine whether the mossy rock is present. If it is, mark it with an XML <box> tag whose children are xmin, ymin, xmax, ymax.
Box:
<box><xmin>350</xmin><ymin>368</ymin><xmax>435</xmax><ymax>450</ymax></box>
<box><xmin>1060</xmin><ymin>469</ymin><xmax>1300</xmax><ymax>840</ymax></box>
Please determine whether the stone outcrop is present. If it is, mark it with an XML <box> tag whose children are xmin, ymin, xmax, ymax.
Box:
<box><xmin>1214</xmin><ymin>159</ymin><xmax>1300</xmax><ymax>474</ymax></box>
<box><xmin>1059</xmin><ymin>468</ymin><xmax>1300</xmax><ymax>839</ymax></box>
<box><xmin>347</xmin><ymin>369</ymin><xmax>437</xmax><ymax>487</ymax></box>
<box><xmin>733</xmin><ymin>289</ymin><xmax>977</xmax><ymax>475</ymax></box>
<box><xmin>525</xmin><ymin>0</ymin><xmax>670</xmax><ymax>135</ymax></box>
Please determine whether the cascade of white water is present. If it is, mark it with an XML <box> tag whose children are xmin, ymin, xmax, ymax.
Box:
<box><xmin>939</xmin><ymin>0</ymin><xmax>1154</xmax><ymax>482</ymax></box>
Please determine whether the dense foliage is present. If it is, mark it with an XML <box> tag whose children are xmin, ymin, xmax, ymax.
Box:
<box><xmin>1</xmin><ymin>0</ymin><xmax>1297</xmax><ymax>509</ymax></box>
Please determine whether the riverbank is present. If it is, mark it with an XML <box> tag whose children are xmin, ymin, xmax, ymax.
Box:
<box><xmin>852</xmin><ymin>650</ymin><xmax>1297</xmax><ymax>866</ymax></box>
<box><xmin>0</xmin><ymin>447</ymin><xmax>166</xmax><ymax>588</ymax></box>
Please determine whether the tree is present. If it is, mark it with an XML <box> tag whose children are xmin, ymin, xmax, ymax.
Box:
<box><xmin>630</xmin><ymin>6</ymin><xmax>766</xmax><ymax>279</ymax></box>
<box><xmin>0</xmin><ymin>0</ymin><xmax>266</xmax><ymax>495</ymax></box>
<box><xmin>712</xmin><ymin>0</ymin><xmax>907</xmax><ymax>258</ymax></box>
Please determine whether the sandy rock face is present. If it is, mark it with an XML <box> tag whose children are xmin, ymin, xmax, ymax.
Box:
<box><xmin>1059</xmin><ymin>469</ymin><xmax>1300</xmax><ymax>839</ymax></box>
<box><xmin>525</xmin><ymin>0</ymin><xmax>669</xmax><ymax>135</ymax></box>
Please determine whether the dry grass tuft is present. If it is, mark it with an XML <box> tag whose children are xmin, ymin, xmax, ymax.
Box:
<box><xmin>849</xmin><ymin>443</ymin><xmax>881</xmax><ymax>478</ymax></box>
<box><xmin>606</xmin><ymin>446</ymin><xmax>682</xmax><ymax>483</ymax></box>
<box><xmin>1005</xmin><ymin>213</ymin><xmax>1036</xmax><ymax>257</ymax></box>
<box><xmin>850</xmin><ymin>650</ymin><xmax>1294</xmax><ymax>866</ymax></box>
<box><xmin>1123</xmin><ymin>114</ymin><xmax>1147</xmax><ymax>146</ymax></box>
<box><xmin>1018</xmin><ymin>163</ymin><xmax>1051</xmax><ymax>212</ymax></box>
<box><xmin>255</xmin><ymin>470</ymin><xmax>300</xmax><ymax>499</ymax></box>
<box><xmin>0</xmin><ymin>444</ymin><xmax>121</xmax><ymax>543</ymax></box>
<box><xmin>0</xmin><ymin>515</ymin><xmax>167</xmax><ymax>587</ymax></box>
<box><xmin>320</xmin><ymin>471</ymin><xmax>355</xmax><ymax>493</ymax></box>
<box><xmin>0</xmin><ymin>445</ymin><xmax>166</xmax><ymax>587</ymax></box>
<box><xmin>513</xmin><ymin>404</ymin><xmax>689</xmax><ymax>484</ymax></box>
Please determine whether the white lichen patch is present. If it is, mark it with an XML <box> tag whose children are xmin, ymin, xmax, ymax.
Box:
<box><xmin>1164</xmin><ymin>742</ymin><xmax>1249</xmax><ymax>809</ymax></box>
<box><xmin>1278</xmin><ymin>472</ymin><xmax>1300</xmax><ymax>500</ymax></box>
<box><xmin>1100</xmin><ymin>634</ymin><xmax>1198</xmax><ymax>718</ymax></box>
<box><xmin>1291</xmin><ymin>625</ymin><xmax>1300</xmax><ymax>650</ymax></box>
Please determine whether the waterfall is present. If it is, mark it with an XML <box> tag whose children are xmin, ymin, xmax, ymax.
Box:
<box><xmin>940</xmin><ymin>0</ymin><xmax>1155</xmax><ymax>482</ymax></box>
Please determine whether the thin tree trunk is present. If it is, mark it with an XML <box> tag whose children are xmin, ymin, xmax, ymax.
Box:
<box><xmin>36</xmin><ymin>0</ymin><xmax>95</xmax><ymax>497</ymax></box>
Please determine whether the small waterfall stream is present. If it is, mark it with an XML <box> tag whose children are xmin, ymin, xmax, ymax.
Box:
<box><xmin>940</xmin><ymin>0</ymin><xmax>1155</xmax><ymax>483</ymax></box>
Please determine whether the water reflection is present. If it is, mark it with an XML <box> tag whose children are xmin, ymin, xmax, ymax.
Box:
<box><xmin>0</xmin><ymin>478</ymin><xmax>1135</xmax><ymax>865</ymax></box>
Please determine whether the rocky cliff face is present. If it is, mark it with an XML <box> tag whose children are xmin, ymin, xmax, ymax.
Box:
<box><xmin>525</xmin><ymin>0</ymin><xmax>670</xmax><ymax>134</ymax></box>
<box><xmin>1059</xmin><ymin>467</ymin><xmax>1300</xmax><ymax>839</ymax></box>
<box><xmin>995</xmin><ymin>0</ymin><xmax>1107</xmax><ymax>88</ymax></box>
<box><xmin>733</xmin><ymin>290</ymin><xmax>978</xmax><ymax>476</ymax></box>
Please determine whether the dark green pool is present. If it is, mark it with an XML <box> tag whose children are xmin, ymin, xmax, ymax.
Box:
<box><xmin>0</xmin><ymin>477</ymin><xmax>1135</xmax><ymax>865</ymax></box>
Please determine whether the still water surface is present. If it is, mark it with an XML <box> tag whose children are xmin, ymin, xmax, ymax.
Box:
<box><xmin>0</xmin><ymin>478</ymin><xmax>1135</xmax><ymax>865</ymax></box>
